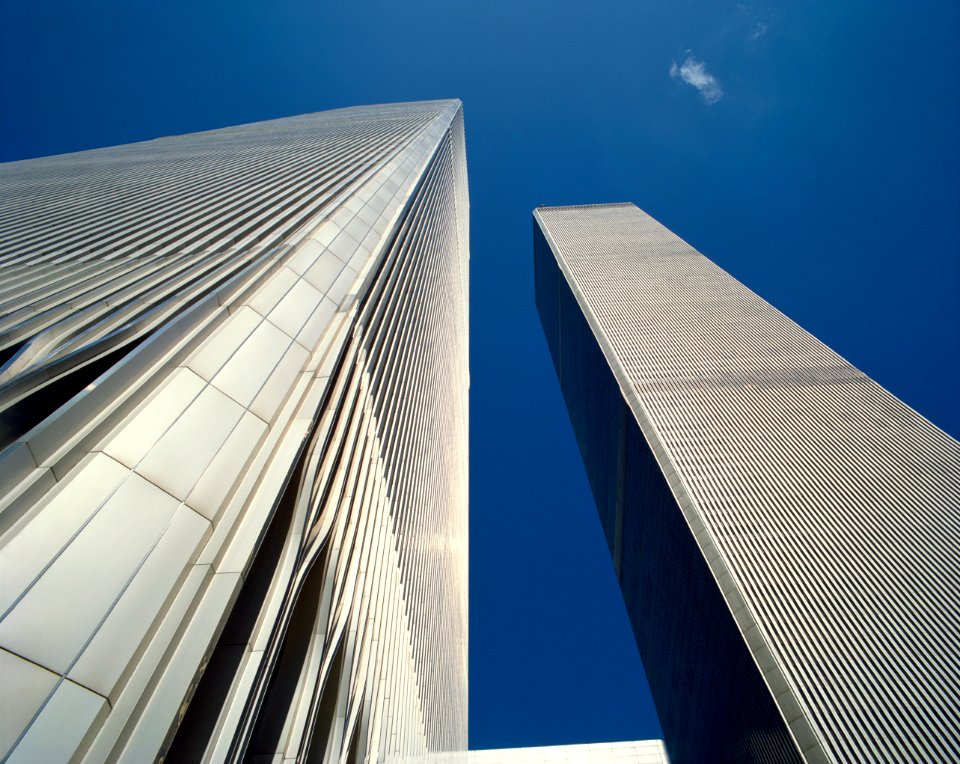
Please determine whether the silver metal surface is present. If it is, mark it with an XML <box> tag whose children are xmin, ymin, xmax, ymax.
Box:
<box><xmin>535</xmin><ymin>202</ymin><xmax>960</xmax><ymax>764</ymax></box>
<box><xmin>0</xmin><ymin>101</ymin><xmax>468</xmax><ymax>762</ymax></box>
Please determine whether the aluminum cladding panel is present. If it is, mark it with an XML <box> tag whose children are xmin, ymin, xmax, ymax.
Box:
<box><xmin>534</xmin><ymin>202</ymin><xmax>960</xmax><ymax>764</ymax></box>
<box><xmin>0</xmin><ymin>101</ymin><xmax>468</xmax><ymax>763</ymax></box>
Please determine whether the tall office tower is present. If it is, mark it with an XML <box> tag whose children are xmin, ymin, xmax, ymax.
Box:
<box><xmin>0</xmin><ymin>100</ymin><xmax>468</xmax><ymax>763</ymax></box>
<box><xmin>533</xmin><ymin>203</ymin><xmax>960</xmax><ymax>764</ymax></box>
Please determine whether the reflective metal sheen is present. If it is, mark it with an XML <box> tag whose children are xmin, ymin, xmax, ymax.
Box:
<box><xmin>534</xmin><ymin>203</ymin><xmax>960</xmax><ymax>764</ymax></box>
<box><xmin>0</xmin><ymin>100</ymin><xmax>468</xmax><ymax>762</ymax></box>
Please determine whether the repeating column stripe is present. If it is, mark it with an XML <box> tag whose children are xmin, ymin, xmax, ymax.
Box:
<box><xmin>534</xmin><ymin>202</ymin><xmax>960</xmax><ymax>764</ymax></box>
<box><xmin>0</xmin><ymin>100</ymin><xmax>468</xmax><ymax>763</ymax></box>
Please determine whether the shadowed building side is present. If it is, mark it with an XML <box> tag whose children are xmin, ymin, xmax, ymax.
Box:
<box><xmin>534</xmin><ymin>216</ymin><xmax>800</xmax><ymax>764</ymax></box>
<box><xmin>533</xmin><ymin>203</ymin><xmax>960</xmax><ymax>764</ymax></box>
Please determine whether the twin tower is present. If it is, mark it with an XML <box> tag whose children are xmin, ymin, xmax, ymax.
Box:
<box><xmin>0</xmin><ymin>100</ymin><xmax>957</xmax><ymax>763</ymax></box>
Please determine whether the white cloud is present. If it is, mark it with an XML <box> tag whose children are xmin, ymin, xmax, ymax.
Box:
<box><xmin>670</xmin><ymin>56</ymin><xmax>724</xmax><ymax>105</ymax></box>
<box><xmin>751</xmin><ymin>22</ymin><xmax>768</xmax><ymax>39</ymax></box>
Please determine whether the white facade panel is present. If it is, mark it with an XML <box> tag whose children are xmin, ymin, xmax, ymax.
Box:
<box><xmin>0</xmin><ymin>100</ymin><xmax>469</xmax><ymax>762</ymax></box>
<box><xmin>534</xmin><ymin>202</ymin><xmax>960</xmax><ymax>764</ymax></box>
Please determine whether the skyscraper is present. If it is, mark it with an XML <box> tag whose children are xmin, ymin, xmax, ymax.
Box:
<box><xmin>533</xmin><ymin>203</ymin><xmax>960</xmax><ymax>764</ymax></box>
<box><xmin>0</xmin><ymin>100</ymin><xmax>468</xmax><ymax>762</ymax></box>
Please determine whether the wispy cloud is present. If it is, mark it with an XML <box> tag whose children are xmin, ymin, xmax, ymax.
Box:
<box><xmin>670</xmin><ymin>56</ymin><xmax>724</xmax><ymax>104</ymax></box>
<box><xmin>751</xmin><ymin>22</ymin><xmax>768</xmax><ymax>40</ymax></box>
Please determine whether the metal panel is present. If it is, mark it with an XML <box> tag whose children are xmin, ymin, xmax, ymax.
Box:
<box><xmin>0</xmin><ymin>101</ymin><xmax>469</xmax><ymax>762</ymax></box>
<box><xmin>534</xmin><ymin>202</ymin><xmax>960</xmax><ymax>764</ymax></box>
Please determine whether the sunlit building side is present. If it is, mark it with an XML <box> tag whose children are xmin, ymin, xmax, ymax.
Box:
<box><xmin>0</xmin><ymin>100</ymin><xmax>468</xmax><ymax>762</ymax></box>
<box><xmin>534</xmin><ymin>202</ymin><xmax>960</xmax><ymax>764</ymax></box>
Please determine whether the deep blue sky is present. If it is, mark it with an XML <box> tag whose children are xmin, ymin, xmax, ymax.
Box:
<box><xmin>2</xmin><ymin>0</ymin><xmax>958</xmax><ymax>752</ymax></box>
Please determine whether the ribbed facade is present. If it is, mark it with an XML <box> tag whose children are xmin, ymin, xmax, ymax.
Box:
<box><xmin>534</xmin><ymin>203</ymin><xmax>960</xmax><ymax>764</ymax></box>
<box><xmin>0</xmin><ymin>100</ymin><xmax>468</xmax><ymax>762</ymax></box>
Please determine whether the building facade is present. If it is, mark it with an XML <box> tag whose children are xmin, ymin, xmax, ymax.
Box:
<box><xmin>534</xmin><ymin>203</ymin><xmax>960</xmax><ymax>764</ymax></box>
<box><xmin>0</xmin><ymin>101</ymin><xmax>468</xmax><ymax>762</ymax></box>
